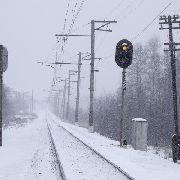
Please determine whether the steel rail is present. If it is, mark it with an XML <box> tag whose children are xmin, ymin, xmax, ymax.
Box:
<box><xmin>47</xmin><ymin>122</ymin><xmax>67</xmax><ymax>180</ymax></box>
<box><xmin>50</xmin><ymin>119</ymin><xmax>135</xmax><ymax>180</ymax></box>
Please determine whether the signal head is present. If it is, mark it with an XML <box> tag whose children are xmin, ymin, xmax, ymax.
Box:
<box><xmin>115</xmin><ymin>39</ymin><xmax>133</xmax><ymax>69</ymax></box>
<box><xmin>120</xmin><ymin>43</ymin><xmax>129</xmax><ymax>52</ymax></box>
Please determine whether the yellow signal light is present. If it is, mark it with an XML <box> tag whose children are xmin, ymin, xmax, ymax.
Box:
<box><xmin>122</xmin><ymin>45</ymin><xmax>128</xmax><ymax>51</ymax></box>
<box><xmin>120</xmin><ymin>43</ymin><xmax>128</xmax><ymax>52</ymax></box>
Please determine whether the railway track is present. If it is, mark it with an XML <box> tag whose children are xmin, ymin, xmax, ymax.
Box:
<box><xmin>47</xmin><ymin>123</ymin><xmax>66</xmax><ymax>180</ymax></box>
<box><xmin>47</xmin><ymin>119</ymin><xmax>135</xmax><ymax>180</ymax></box>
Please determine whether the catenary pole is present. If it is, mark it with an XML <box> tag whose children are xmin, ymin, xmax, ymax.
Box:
<box><xmin>0</xmin><ymin>49</ymin><xmax>2</xmax><ymax>146</ymax></box>
<box><xmin>89</xmin><ymin>20</ymin><xmax>95</xmax><ymax>131</ymax></box>
<box><xmin>62</xmin><ymin>79</ymin><xmax>67</xmax><ymax>120</ymax></box>
<box><xmin>89</xmin><ymin>20</ymin><xmax>117</xmax><ymax>132</ymax></box>
<box><xmin>75</xmin><ymin>52</ymin><xmax>82</xmax><ymax>124</ymax></box>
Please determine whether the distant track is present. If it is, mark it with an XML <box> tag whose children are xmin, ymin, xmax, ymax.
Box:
<box><xmin>49</xmin><ymin>119</ymin><xmax>135</xmax><ymax>180</ymax></box>
<box><xmin>47</xmin><ymin>123</ymin><xmax>66</xmax><ymax>180</ymax></box>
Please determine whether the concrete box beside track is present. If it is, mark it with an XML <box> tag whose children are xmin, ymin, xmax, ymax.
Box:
<box><xmin>132</xmin><ymin>118</ymin><xmax>148</xmax><ymax>151</ymax></box>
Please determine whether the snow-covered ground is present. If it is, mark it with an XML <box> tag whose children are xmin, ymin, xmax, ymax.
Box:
<box><xmin>49</xmin><ymin>121</ymin><xmax>129</xmax><ymax>180</ymax></box>
<box><xmin>0</xmin><ymin>112</ymin><xmax>60</xmax><ymax>180</ymax></box>
<box><xmin>1</xmin><ymin>111</ymin><xmax>180</xmax><ymax>180</ymax></box>
<box><xmin>48</xmin><ymin>112</ymin><xmax>180</xmax><ymax>180</ymax></box>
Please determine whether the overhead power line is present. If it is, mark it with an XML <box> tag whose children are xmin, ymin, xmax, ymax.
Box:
<box><xmin>100</xmin><ymin>1</ymin><xmax>174</xmax><ymax>61</ymax></box>
<box><xmin>63</xmin><ymin>0</ymin><xmax>72</xmax><ymax>33</ymax></box>
<box><xmin>114</xmin><ymin>0</ymin><xmax>138</xmax><ymax>20</ymax></box>
<box><xmin>117</xmin><ymin>0</ymin><xmax>145</xmax><ymax>21</ymax></box>
<box><xmin>132</xmin><ymin>1</ymin><xmax>173</xmax><ymax>42</ymax></box>
<box><xmin>71</xmin><ymin>22</ymin><xmax>90</xmax><ymax>33</ymax></box>
<box><xmin>105</xmin><ymin>0</ymin><xmax>125</xmax><ymax>19</ymax></box>
<box><xmin>56</xmin><ymin>0</ymin><xmax>87</xmax><ymax>66</ymax></box>
<box><xmin>96</xmin><ymin>0</ymin><xmax>145</xmax><ymax>53</ymax></box>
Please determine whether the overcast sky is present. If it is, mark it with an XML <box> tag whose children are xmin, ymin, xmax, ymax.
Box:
<box><xmin>0</xmin><ymin>0</ymin><xmax>180</xmax><ymax>107</ymax></box>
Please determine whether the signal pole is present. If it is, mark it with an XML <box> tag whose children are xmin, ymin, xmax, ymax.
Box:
<box><xmin>75</xmin><ymin>52</ymin><xmax>82</xmax><ymax>125</ymax></box>
<box><xmin>159</xmin><ymin>15</ymin><xmax>180</xmax><ymax>162</ymax></box>
<box><xmin>89</xmin><ymin>20</ymin><xmax>117</xmax><ymax>132</ymax></box>
<box><xmin>119</xmin><ymin>68</ymin><xmax>126</xmax><ymax>146</ymax></box>
<box><xmin>115</xmin><ymin>39</ymin><xmax>133</xmax><ymax>146</ymax></box>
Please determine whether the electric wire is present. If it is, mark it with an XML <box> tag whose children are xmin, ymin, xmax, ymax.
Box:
<box><xmin>95</xmin><ymin>0</ymin><xmax>145</xmax><ymax>53</ymax></box>
<box><xmin>56</xmin><ymin>0</ymin><xmax>87</xmax><ymax>67</ymax></box>
<box><xmin>53</xmin><ymin>0</ymin><xmax>78</xmax><ymax>83</ymax></box>
<box><xmin>114</xmin><ymin>0</ymin><xmax>138</xmax><ymax>20</ymax></box>
<box><xmin>117</xmin><ymin>0</ymin><xmax>145</xmax><ymax>22</ymax></box>
<box><xmin>132</xmin><ymin>1</ymin><xmax>173</xmax><ymax>42</ymax></box>
<box><xmin>95</xmin><ymin>0</ymin><xmax>145</xmax><ymax>60</ymax></box>
<box><xmin>63</xmin><ymin>0</ymin><xmax>72</xmax><ymax>33</ymax></box>
<box><xmin>99</xmin><ymin>1</ymin><xmax>174</xmax><ymax>61</ymax></box>
<box><xmin>71</xmin><ymin>22</ymin><xmax>90</xmax><ymax>33</ymax></box>
<box><xmin>104</xmin><ymin>0</ymin><xmax>125</xmax><ymax>19</ymax></box>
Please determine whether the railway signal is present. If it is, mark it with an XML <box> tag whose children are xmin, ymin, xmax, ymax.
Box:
<box><xmin>115</xmin><ymin>39</ymin><xmax>133</xmax><ymax>147</ymax></box>
<box><xmin>115</xmin><ymin>39</ymin><xmax>133</xmax><ymax>69</ymax></box>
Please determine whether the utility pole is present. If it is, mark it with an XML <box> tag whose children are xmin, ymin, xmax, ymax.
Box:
<box><xmin>159</xmin><ymin>15</ymin><xmax>180</xmax><ymax>135</ymax></box>
<box><xmin>31</xmin><ymin>90</ymin><xmax>34</xmax><ymax>114</ymax></box>
<box><xmin>58</xmin><ymin>90</ymin><xmax>63</xmax><ymax>118</ymax></box>
<box><xmin>62</xmin><ymin>79</ymin><xmax>67</xmax><ymax>120</ymax></box>
<box><xmin>159</xmin><ymin>15</ymin><xmax>180</xmax><ymax>162</ymax></box>
<box><xmin>89</xmin><ymin>20</ymin><xmax>117</xmax><ymax>132</ymax></box>
<box><xmin>54</xmin><ymin>33</ymin><xmax>89</xmax><ymax>121</ymax></box>
<box><xmin>89</xmin><ymin>20</ymin><xmax>95</xmax><ymax>132</ymax></box>
<box><xmin>0</xmin><ymin>45</ymin><xmax>8</xmax><ymax>146</ymax></box>
<box><xmin>51</xmin><ymin>89</ymin><xmax>63</xmax><ymax>117</ymax></box>
<box><xmin>0</xmin><ymin>50</ymin><xmax>3</xmax><ymax>146</ymax></box>
<box><xmin>66</xmin><ymin>71</ymin><xmax>71</xmax><ymax>120</ymax></box>
<box><xmin>66</xmin><ymin>70</ymin><xmax>77</xmax><ymax>120</ymax></box>
<box><xmin>75</xmin><ymin>52</ymin><xmax>82</xmax><ymax>125</ymax></box>
<box><xmin>56</xmin><ymin>78</ymin><xmax>68</xmax><ymax>120</ymax></box>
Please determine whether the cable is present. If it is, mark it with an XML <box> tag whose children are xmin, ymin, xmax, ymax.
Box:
<box><xmin>132</xmin><ymin>1</ymin><xmax>173</xmax><ymax>42</ymax></box>
<box><xmin>55</xmin><ymin>0</ymin><xmax>75</xmax><ymax>64</ymax></box>
<box><xmin>95</xmin><ymin>0</ymin><xmax>145</xmax><ymax>53</ymax></box>
<box><xmin>104</xmin><ymin>0</ymin><xmax>125</xmax><ymax>19</ymax></box>
<box><xmin>114</xmin><ymin>0</ymin><xmax>137</xmax><ymax>20</ymax></box>
<box><xmin>99</xmin><ymin>1</ymin><xmax>174</xmax><ymax>62</ymax></box>
<box><xmin>56</xmin><ymin>0</ymin><xmax>87</xmax><ymax>66</ymax></box>
<box><xmin>87</xmin><ymin>0</ymin><xmax>142</xmax><ymax>76</ymax></box>
<box><xmin>71</xmin><ymin>0</ymin><xmax>80</xmax><ymax>24</ymax></box>
<box><xmin>117</xmin><ymin>0</ymin><xmax>145</xmax><ymax>21</ymax></box>
<box><xmin>63</xmin><ymin>0</ymin><xmax>72</xmax><ymax>33</ymax></box>
<box><xmin>56</xmin><ymin>0</ymin><xmax>142</xmax><ymax>88</ymax></box>
<box><xmin>71</xmin><ymin>22</ymin><xmax>90</xmax><ymax>33</ymax></box>
<box><xmin>67</xmin><ymin>0</ymin><xmax>86</xmax><ymax>37</ymax></box>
